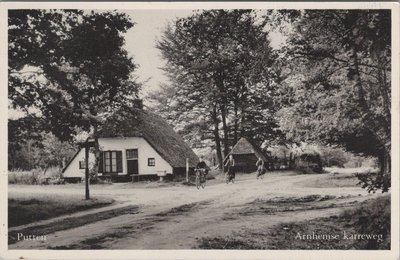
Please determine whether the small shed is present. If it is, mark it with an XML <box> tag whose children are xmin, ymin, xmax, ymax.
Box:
<box><xmin>224</xmin><ymin>137</ymin><xmax>267</xmax><ymax>173</ymax></box>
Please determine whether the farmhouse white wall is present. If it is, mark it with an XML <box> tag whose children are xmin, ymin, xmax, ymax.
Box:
<box><xmin>63</xmin><ymin>148</ymin><xmax>95</xmax><ymax>178</ymax></box>
<box><xmin>98</xmin><ymin>137</ymin><xmax>173</xmax><ymax>175</ymax></box>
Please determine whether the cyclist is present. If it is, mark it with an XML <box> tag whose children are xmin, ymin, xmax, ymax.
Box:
<box><xmin>225</xmin><ymin>154</ymin><xmax>235</xmax><ymax>180</ymax></box>
<box><xmin>256</xmin><ymin>156</ymin><xmax>266</xmax><ymax>178</ymax></box>
<box><xmin>196</xmin><ymin>156</ymin><xmax>209</xmax><ymax>181</ymax></box>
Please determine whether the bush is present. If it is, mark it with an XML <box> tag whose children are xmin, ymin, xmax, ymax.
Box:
<box><xmin>341</xmin><ymin>195</ymin><xmax>390</xmax><ymax>249</ymax></box>
<box><xmin>8</xmin><ymin>170</ymin><xmax>42</xmax><ymax>184</ymax></box>
<box><xmin>294</xmin><ymin>153</ymin><xmax>323</xmax><ymax>173</ymax></box>
<box><xmin>9</xmin><ymin>167</ymin><xmax>62</xmax><ymax>185</ymax></box>
<box><xmin>356</xmin><ymin>171</ymin><xmax>390</xmax><ymax>193</ymax></box>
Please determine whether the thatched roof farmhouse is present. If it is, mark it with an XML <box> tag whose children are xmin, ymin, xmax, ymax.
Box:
<box><xmin>63</xmin><ymin>106</ymin><xmax>199</xmax><ymax>182</ymax></box>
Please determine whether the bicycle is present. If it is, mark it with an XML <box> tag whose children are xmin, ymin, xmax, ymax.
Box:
<box><xmin>195</xmin><ymin>168</ymin><xmax>206</xmax><ymax>189</ymax></box>
<box><xmin>225</xmin><ymin>166</ymin><xmax>235</xmax><ymax>184</ymax></box>
<box><xmin>256</xmin><ymin>167</ymin><xmax>266</xmax><ymax>180</ymax></box>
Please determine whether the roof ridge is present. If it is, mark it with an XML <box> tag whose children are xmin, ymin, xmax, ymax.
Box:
<box><xmin>224</xmin><ymin>137</ymin><xmax>267</xmax><ymax>162</ymax></box>
<box><xmin>97</xmin><ymin>107</ymin><xmax>199</xmax><ymax>167</ymax></box>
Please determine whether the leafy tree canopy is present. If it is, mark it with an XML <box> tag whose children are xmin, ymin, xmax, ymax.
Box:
<box><xmin>9</xmin><ymin>10</ymin><xmax>140</xmax><ymax>142</ymax></box>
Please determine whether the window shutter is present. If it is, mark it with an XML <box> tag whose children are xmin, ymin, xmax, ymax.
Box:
<box><xmin>98</xmin><ymin>152</ymin><xmax>104</xmax><ymax>173</ymax></box>
<box><xmin>117</xmin><ymin>151</ymin><xmax>123</xmax><ymax>172</ymax></box>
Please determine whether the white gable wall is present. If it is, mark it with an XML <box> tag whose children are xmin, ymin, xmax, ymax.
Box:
<box><xmin>63</xmin><ymin>148</ymin><xmax>95</xmax><ymax>178</ymax></box>
<box><xmin>63</xmin><ymin>137</ymin><xmax>173</xmax><ymax>177</ymax></box>
<box><xmin>98</xmin><ymin>137</ymin><xmax>173</xmax><ymax>175</ymax></box>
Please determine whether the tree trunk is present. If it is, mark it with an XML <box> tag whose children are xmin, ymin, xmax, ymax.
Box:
<box><xmin>233</xmin><ymin>99</ymin><xmax>239</xmax><ymax>145</ymax></box>
<box><xmin>349</xmin><ymin>46</ymin><xmax>369</xmax><ymax>113</ymax></box>
<box><xmin>378</xmin><ymin>149</ymin><xmax>391</xmax><ymax>175</ymax></box>
<box><xmin>383</xmin><ymin>149</ymin><xmax>391</xmax><ymax>175</ymax></box>
<box><xmin>378</xmin><ymin>66</ymin><xmax>391</xmax><ymax>122</ymax></box>
<box><xmin>239</xmin><ymin>92</ymin><xmax>247</xmax><ymax>136</ymax></box>
<box><xmin>289</xmin><ymin>152</ymin><xmax>294</xmax><ymax>170</ymax></box>
<box><xmin>377</xmin><ymin>65</ymin><xmax>391</xmax><ymax>139</ymax></box>
<box><xmin>211</xmin><ymin>105</ymin><xmax>223</xmax><ymax>170</ymax></box>
<box><xmin>220</xmin><ymin>103</ymin><xmax>229</xmax><ymax>158</ymax></box>
<box><xmin>215</xmin><ymin>71</ymin><xmax>229</xmax><ymax>159</ymax></box>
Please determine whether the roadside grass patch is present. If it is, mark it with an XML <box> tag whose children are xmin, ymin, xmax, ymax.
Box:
<box><xmin>9</xmin><ymin>205</ymin><xmax>140</xmax><ymax>245</ymax></box>
<box><xmin>267</xmin><ymin>195</ymin><xmax>390</xmax><ymax>250</ymax></box>
<box><xmin>267</xmin><ymin>217</ymin><xmax>356</xmax><ymax>249</ymax></box>
<box><xmin>8</xmin><ymin>194</ymin><xmax>114</xmax><ymax>227</ymax></box>
<box><xmin>196</xmin><ymin>235</ymin><xmax>263</xmax><ymax>249</ymax></box>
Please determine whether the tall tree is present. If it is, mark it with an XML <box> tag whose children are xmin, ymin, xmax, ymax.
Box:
<box><xmin>268</xmin><ymin>10</ymin><xmax>391</xmax><ymax>192</ymax></box>
<box><xmin>155</xmin><ymin>10</ymin><xmax>279</xmax><ymax>168</ymax></box>
<box><xmin>9</xmin><ymin>10</ymin><xmax>140</xmax><ymax>141</ymax></box>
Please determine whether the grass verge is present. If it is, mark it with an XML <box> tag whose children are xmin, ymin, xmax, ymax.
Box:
<box><xmin>9</xmin><ymin>194</ymin><xmax>114</xmax><ymax>227</ymax></box>
<box><xmin>9</xmin><ymin>205</ymin><xmax>140</xmax><ymax>245</ymax></box>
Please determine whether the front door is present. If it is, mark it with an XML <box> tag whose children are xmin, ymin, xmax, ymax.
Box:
<box><xmin>126</xmin><ymin>149</ymin><xmax>138</xmax><ymax>175</ymax></box>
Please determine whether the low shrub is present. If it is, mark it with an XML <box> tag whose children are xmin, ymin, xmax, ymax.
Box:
<box><xmin>356</xmin><ymin>170</ymin><xmax>390</xmax><ymax>193</ymax></box>
<box><xmin>341</xmin><ymin>195</ymin><xmax>390</xmax><ymax>249</ymax></box>
<box><xmin>8</xmin><ymin>170</ymin><xmax>42</xmax><ymax>185</ymax></box>
<box><xmin>9</xmin><ymin>167</ymin><xmax>62</xmax><ymax>185</ymax></box>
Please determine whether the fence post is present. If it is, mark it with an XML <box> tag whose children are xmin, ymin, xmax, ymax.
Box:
<box><xmin>186</xmin><ymin>158</ymin><xmax>189</xmax><ymax>182</ymax></box>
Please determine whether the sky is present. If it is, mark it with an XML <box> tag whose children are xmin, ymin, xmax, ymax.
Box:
<box><xmin>121</xmin><ymin>10</ymin><xmax>285</xmax><ymax>99</ymax></box>
<box><xmin>123</xmin><ymin>10</ymin><xmax>195</xmax><ymax>98</ymax></box>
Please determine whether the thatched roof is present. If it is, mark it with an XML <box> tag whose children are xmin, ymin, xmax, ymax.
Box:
<box><xmin>98</xmin><ymin>107</ymin><xmax>199</xmax><ymax>168</ymax></box>
<box><xmin>225</xmin><ymin>137</ymin><xmax>267</xmax><ymax>161</ymax></box>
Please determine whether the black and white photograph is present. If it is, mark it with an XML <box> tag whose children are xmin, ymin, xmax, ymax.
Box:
<box><xmin>1</xmin><ymin>2</ymin><xmax>399</xmax><ymax>259</ymax></box>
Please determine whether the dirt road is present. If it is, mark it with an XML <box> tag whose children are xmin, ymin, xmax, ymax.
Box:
<box><xmin>8</xmin><ymin>171</ymin><xmax>379</xmax><ymax>249</ymax></box>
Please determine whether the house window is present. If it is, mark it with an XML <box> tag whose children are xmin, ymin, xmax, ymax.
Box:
<box><xmin>148</xmin><ymin>158</ymin><xmax>155</xmax><ymax>166</ymax></box>
<box><xmin>79</xmin><ymin>160</ymin><xmax>86</xmax><ymax>169</ymax></box>
<box><xmin>126</xmin><ymin>149</ymin><xmax>138</xmax><ymax>159</ymax></box>
<box><xmin>103</xmin><ymin>151</ymin><xmax>122</xmax><ymax>173</ymax></box>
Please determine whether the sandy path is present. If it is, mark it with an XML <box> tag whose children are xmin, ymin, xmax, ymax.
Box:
<box><xmin>8</xmin><ymin>171</ymin><xmax>378</xmax><ymax>249</ymax></box>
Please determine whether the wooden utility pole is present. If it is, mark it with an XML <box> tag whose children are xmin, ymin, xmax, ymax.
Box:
<box><xmin>85</xmin><ymin>142</ymin><xmax>90</xmax><ymax>200</ymax></box>
<box><xmin>79</xmin><ymin>138</ymin><xmax>95</xmax><ymax>200</ymax></box>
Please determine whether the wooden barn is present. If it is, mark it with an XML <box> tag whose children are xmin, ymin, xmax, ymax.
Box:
<box><xmin>62</xmin><ymin>106</ymin><xmax>199</xmax><ymax>182</ymax></box>
<box><xmin>224</xmin><ymin>137</ymin><xmax>268</xmax><ymax>173</ymax></box>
